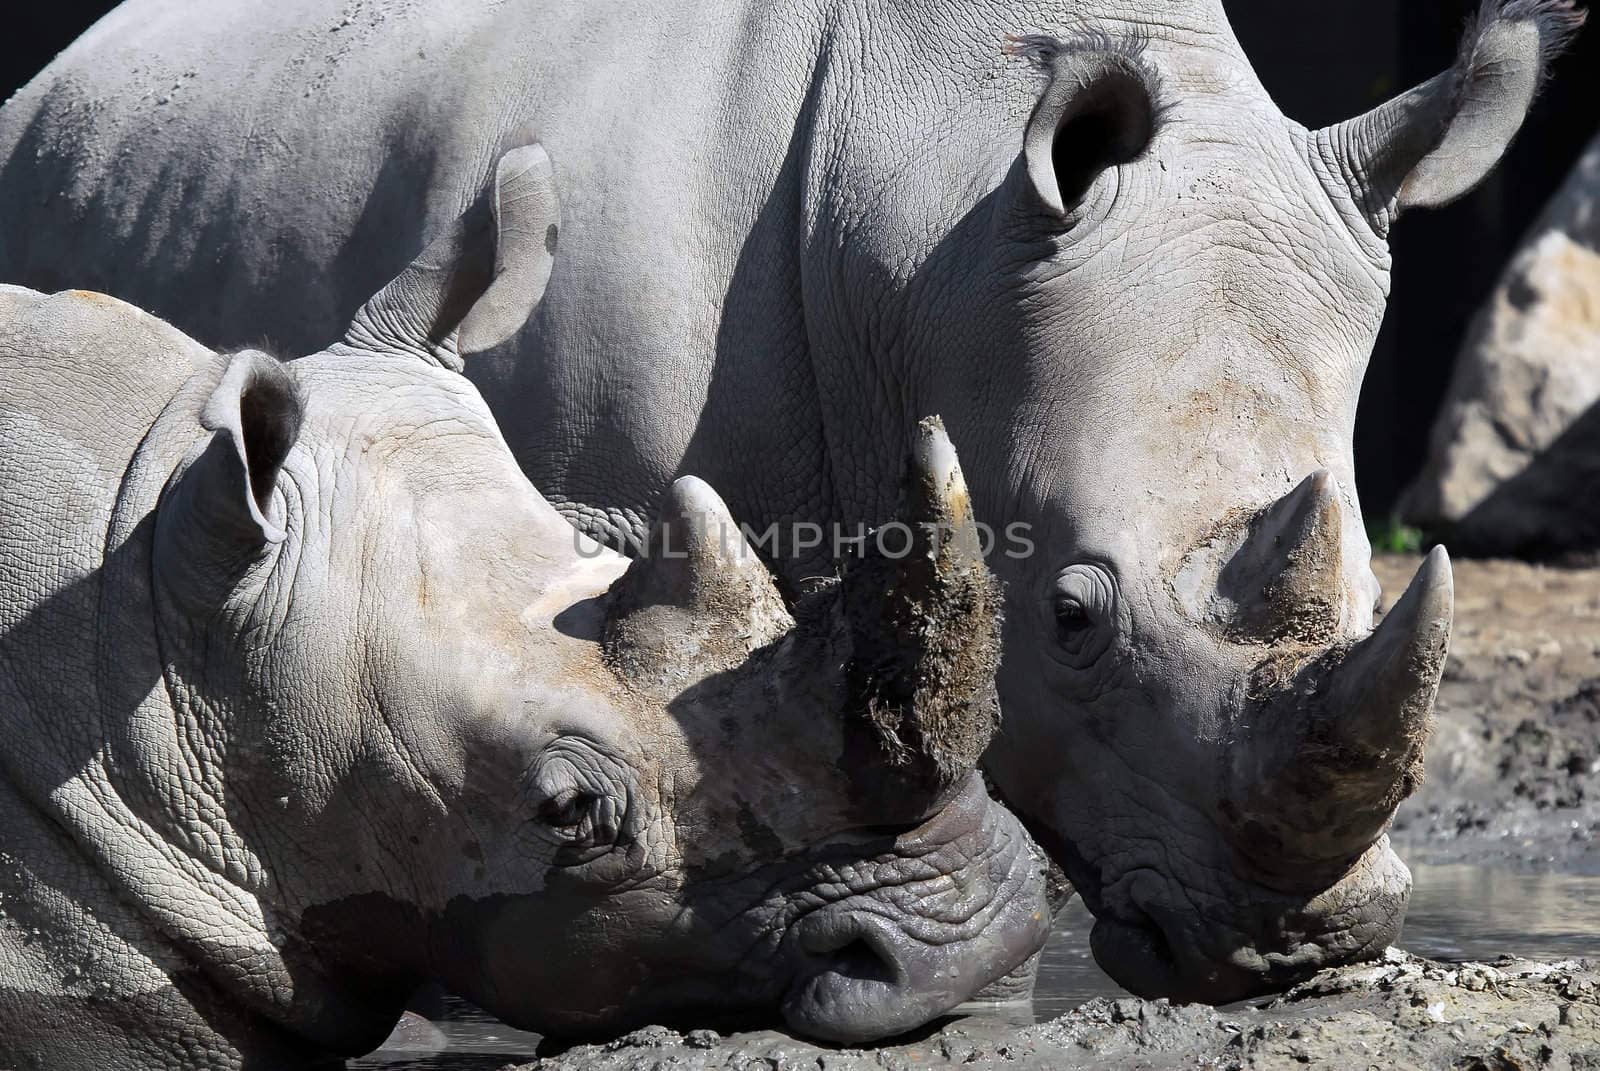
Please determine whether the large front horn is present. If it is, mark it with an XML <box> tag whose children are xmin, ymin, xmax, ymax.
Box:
<box><xmin>603</xmin><ymin>420</ymin><xmax>1002</xmax><ymax>801</ymax></box>
<box><xmin>836</xmin><ymin>417</ymin><xmax>1004</xmax><ymax>791</ymax></box>
<box><xmin>1226</xmin><ymin>548</ymin><xmax>1454</xmax><ymax>874</ymax></box>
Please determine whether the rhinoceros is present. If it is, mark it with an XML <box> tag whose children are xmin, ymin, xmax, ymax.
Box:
<box><xmin>0</xmin><ymin>0</ymin><xmax>1580</xmax><ymax>1002</ymax></box>
<box><xmin>0</xmin><ymin>147</ymin><xmax>1049</xmax><ymax>1068</ymax></box>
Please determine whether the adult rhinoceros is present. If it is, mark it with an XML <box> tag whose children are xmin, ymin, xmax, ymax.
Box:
<box><xmin>0</xmin><ymin>147</ymin><xmax>1049</xmax><ymax>1067</ymax></box>
<box><xmin>0</xmin><ymin>0</ymin><xmax>1580</xmax><ymax>1002</ymax></box>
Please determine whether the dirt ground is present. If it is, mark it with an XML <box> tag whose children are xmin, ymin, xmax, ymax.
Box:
<box><xmin>1378</xmin><ymin>555</ymin><xmax>1600</xmax><ymax>872</ymax></box>
<box><xmin>516</xmin><ymin>953</ymin><xmax>1600</xmax><ymax>1070</ymax></box>
<box><xmin>501</xmin><ymin>556</ymin><xmax>1600</xmax><ymax>1071</ymax></box>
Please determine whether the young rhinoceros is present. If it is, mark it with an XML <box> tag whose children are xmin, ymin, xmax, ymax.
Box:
<box><xmin>0</xmin><ymin>147</ymin><xmax>1047</xmax><ymax>1068</ymax></box>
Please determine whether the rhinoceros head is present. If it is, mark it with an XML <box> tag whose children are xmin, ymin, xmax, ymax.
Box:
<box><xmin>798</xmin><ymin>0</ymin><xmax>1580</xmax><ymax>1001</ymax></box>
<box><xmin>528</xmin><ymin>421</ymin><xmax>1036</xmax><ymax>1041</ymax></box>
<box><xmin>146</xmin><ymin>146</ymin><xmax>1044</xmax><ymax>1050</ymax></box>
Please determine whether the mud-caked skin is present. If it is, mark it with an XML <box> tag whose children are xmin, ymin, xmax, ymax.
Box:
<box><xmin>0</xmin><ymin>0</ymin><xmax>1582</xmax><ymax>1003</ymax></box>
<box><xmin>0</xmin><ymin>151</ymin><xmax>1047</xmax><ymax>1069</ymax></box>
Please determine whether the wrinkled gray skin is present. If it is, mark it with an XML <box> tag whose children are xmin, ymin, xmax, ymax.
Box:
<box><xmin>0</xmin><ymin>150</ymin><xmax>1048</xmax><ymax>1068</ymax></box>
<box><xmin>0</xmin><ymin>0</ymin><xmax>1581</xmax><ymax>1003</ymax></box>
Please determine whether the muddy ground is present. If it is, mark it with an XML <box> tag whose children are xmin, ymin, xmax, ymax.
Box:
<box><xmin>498</xmin><ymin>556</ymin><xmax>1600</xmax><ymax>1071</ymax></box>
<box><xmin>517</xmin><ymin>953</ymin><xmax>1599</xmax><ymax>1069</ymax></box>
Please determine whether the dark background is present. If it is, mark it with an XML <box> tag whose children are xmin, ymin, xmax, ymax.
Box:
<box><xmin>5</xmin><ymin>3</ymin><xmax>1599</xmax><ymax>516</ymax></box>
<box><xmin>1229</xmin><ymin>0</ymin><xmax>1600</xmax><ymax>517</ymax></box>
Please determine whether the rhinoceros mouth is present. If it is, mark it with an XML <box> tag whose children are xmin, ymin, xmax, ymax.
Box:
<box><xmin>777</xmin><ymin>883</ymin><xmax>1046</xmax><ymax>1043</ymax></box>
<box><xmin>1075</xmin><ymin>835</ymin><xmax>1412</xmax><ymax>1004</ymax></box>
<box><xmin>1022</xmin><ymin>802</ymin><xmax>1406</xmax><ymax>1004</ymax></box>
<box><xmin>770</xmin><ymin>777</ymin><xmax>1050</xmax><ymax>1043</ymax></box>
<box><xmin>779</xmin><ymin>909</ymin><xmax>910</xmax><ymax>1038</ymax></box>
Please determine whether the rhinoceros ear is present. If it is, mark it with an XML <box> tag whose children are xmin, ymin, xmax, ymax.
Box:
<box><xmin>1007</xmin><ymin>34</ymin><xmax>1161</xmax><ymax>218</ymax></box>
<box><xmin>179</xmin><ymin>350</ymin><xmax>304</xmax><ymax>546</ymax></box>
<box><xmin>344</xmin><ymin>143</ymin><xmax>560</xmax><ymax>370</ymax></box>
<box><xmin>1313</xmin><ymin>0</ymin><xmax>1584</xmax><ymax>234</ymax></box>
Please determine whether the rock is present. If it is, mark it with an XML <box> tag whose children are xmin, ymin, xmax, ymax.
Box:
<box><xmin>685</xmin><ymin>1029</ymin><xmax>720</xmax><ymax>1049</ymax></box>
<box><xmin>372</xmin><ymin>1011</ymin><xmax>447</xmax><ymax>1056</ymax></box>
<box><xmin>1401</xmin><ymin>129</ymin><xmax>1600</xmax><ymax>560</ymax></box>
<box><xmin>605</xmin><ymin>1025</ymin><xmax>683</xmax><ymax>1050</ymax></box>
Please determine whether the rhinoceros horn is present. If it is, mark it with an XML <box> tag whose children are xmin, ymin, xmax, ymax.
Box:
<box><xmin>603</xmin><ymin>418</ymin><xmax>1002</xmax><ymax>797</ymax></box>
<box><xmin>1226</xmin><ymin>470</ymin><xmax>1349</xmax><ymax>645</ymax></box>
<box><xmin>1227</xmin><ymin>547</ymin><xmax>1454</xmax><ymax>875</ymax></box>
<box><xmin>601</xmin><ymin>476</ymin><xmax>795</xmax><ymax>690</ymax></box>
<box><xmin>835</xmin><ymin>417</ymin><xmax>1004</xmax><ymax>789</ymax></box>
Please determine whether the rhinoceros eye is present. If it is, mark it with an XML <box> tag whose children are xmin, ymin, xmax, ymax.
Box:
<box><xmin>1048</xmin><ymin>564</ymin><xmax>1118</xmax><ymax>666</ymax></box>
<box><xmin>526</xmin><ymin>740</ymin><xmax>632</xmax><ymax>861</ymax></box>
<box><xmin>539</xmin><ymin>789</ymin><xmax>597</xmax><ymax>832</ymax></box>
<box><xmin>1053</xmin><ymin>596</ymin><xmax>1093</xmax><ymax>637</ymax></box>
<box><xmin>538</xmin><ymin>785</ymin><xmax>623</xmax><ymax>852</ymax></box>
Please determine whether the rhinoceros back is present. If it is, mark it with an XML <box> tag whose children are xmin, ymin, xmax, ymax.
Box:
<box><xmin>0</xmin><ymin>0</ymin><xmax>836</xmax><ymax>558</ymax></box>
<box><xmin>0</xmin><ymin>285</ymin><xmax>209</xmax><ymax>560</ymax></box>
<box><xmin>0</xmin><ymin>0</ymin><xmax>469</xmax><ymax>353</ymax></box>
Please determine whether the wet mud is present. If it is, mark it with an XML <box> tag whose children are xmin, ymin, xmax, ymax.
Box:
<box><xmin>512</xmin><ymin>953</ymin><xmax>1599</xmax><ymax>1069</ymax></box>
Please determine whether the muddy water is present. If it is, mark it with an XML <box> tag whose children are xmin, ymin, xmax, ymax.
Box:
<box><xmin>1400</xmin><ymin>863</ymin><xmax>1598</xmax><ymax>961</ymax></box>
<box><xmin>355</xmin><ymin>863</ymin><xmax>1600</xmax><ymax>1069</ymax></box>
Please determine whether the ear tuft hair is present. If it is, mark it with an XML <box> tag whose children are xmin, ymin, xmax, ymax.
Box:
<box><xmin>1474</xmin><ymin>0</ymin><xmax>1587</xmax><ymax>80</ymax></box>
<box><xmin>1003</xmin><ymin>28</ymin><xmax>1168</xmax><ymax>132</ymax></box>
<box><xmin>1004</xmin><ymin>27</ymin><xmax>1152</xmax><ymax>70</ymax></box>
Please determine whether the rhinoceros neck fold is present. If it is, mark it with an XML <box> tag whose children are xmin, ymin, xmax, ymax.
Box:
<box><xmin>0</xmin><ymin>773</ymin><xmax>347</xmax><ymax>1069</ymax></box>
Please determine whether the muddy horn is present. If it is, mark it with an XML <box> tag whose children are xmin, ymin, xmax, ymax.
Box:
<box><xmin>602</xmin><ymin>422</ymin><xmax>1003</xmax><ymax>801</ymax></box>
<box><xmin>602</xmin><ymin>476</ymin><xmax>796</xmax><ymax>687</ymax></box>
<box><xmin>1228</xmin><ymin>470</ymin><xmax>1349</xmax><ymax>644</ymax></box>
<box><xmin>1229</xmin><ymin>548</ymin><xmax>1454</xmax><ymax>872</ymax></box>
<box><xmin>836</xmin><ymin>417</ymin><xmax>1004</xmax><ymax>793</ymax></box>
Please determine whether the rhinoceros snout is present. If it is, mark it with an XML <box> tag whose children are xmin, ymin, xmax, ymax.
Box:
<box><xmin>778</xmin><ymin>774</ymin><xmax>1049</xmax><ymax>1043</ymax></box>
<box><xmin>1087</xmin><ymin>836</ymin><xmax>1412</xmax><ymax>1004</ymax></box>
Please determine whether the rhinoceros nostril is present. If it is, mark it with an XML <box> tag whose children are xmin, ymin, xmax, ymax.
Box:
<box><xmin>822</xmin><ymin>937</ymin><xmax>901</xmax><ymax>988</ymax></box>
<box><xmin>797</xmin><ymin>913</ymin><xmax>906</xmax><ymax>988</ymax></box>
<box><xmin>1138</xmin><ymin>912</ymin><xmax>1175</xmax><ymax>967</ymax></box>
